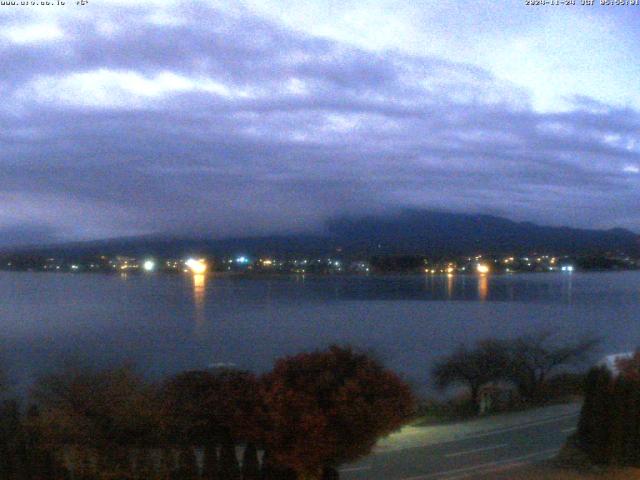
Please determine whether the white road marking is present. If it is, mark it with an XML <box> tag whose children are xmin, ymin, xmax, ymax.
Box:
<box><xmin>339</xmin><ymin>465</ymin><xmax>371</xmax><ymax>473</ymax></box>
<box><xmin>428</xmin><ymin>412</ymin><xmax>579</xmax><ymax>446</ymax></box>
<box><xmin>444</xmin><ymin>443</ymin><xmax>507</xmax><ymax>458</ymax></box>
<box><xmin>561</xmin><ymin>427</ymin><xmax>576</xmax><ymax>433</ymax></box>
<box><xmin>399</xmin><ymin>448</ymin><xmax>559</xmax><ymax>480</ymax></box>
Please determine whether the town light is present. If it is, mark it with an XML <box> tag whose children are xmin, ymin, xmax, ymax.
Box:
<box><xmin>143</xmin><ymin>260</ymin><xmax>155</xmax><ymax>272</ymax></box>
<box><xmin>477</xmin><ymin>263</ymin><xmax>490</xmax><ymax>274</ymax></box>
<box><xmin>186</xmin><ymin>258</ymin><xmax>207</xmax><ymax>274</ymax></box>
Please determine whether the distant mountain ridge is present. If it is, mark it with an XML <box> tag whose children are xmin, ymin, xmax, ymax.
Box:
<box><xmin>5</xmin><ymin>210</ymin><xmax>639</xmax><ymax>258</ymax></box>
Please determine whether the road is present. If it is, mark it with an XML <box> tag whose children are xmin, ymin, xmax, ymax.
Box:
<box><xmin>340</xmin><ymin>403</ymin><xmax>581</xmax><ymax>480</ymax></box>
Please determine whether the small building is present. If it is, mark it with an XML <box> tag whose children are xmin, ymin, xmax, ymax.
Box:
<box><xmin>597</xmin><ymin>352</ymin><xmax>634</xmax><ymax>376</ymax></box>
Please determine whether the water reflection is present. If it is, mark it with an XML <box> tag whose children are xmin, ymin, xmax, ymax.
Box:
<box><xmin>563</xmin><ymin>274</ymin><xmax>573</xmax><ymax>304</ymax></box>
<box><xmin>192</xmin><ymin>273</ymin><xmax>207</xmax><ymax>329</ymax></box>
<box><xmin>446</xmin><ymin>274</ymin><xmax>454</xmax><ymax>300</ymax></box>
<box><xmin>478</xmin><ymin>274</ymin><xmax>489</xmax><ymax>301</ymax></box>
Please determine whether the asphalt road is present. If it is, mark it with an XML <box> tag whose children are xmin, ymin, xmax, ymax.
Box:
<box><xmin>340</xmin><ymin>404</ymin><xmax>581</xmax><ymax>480</ymax></box>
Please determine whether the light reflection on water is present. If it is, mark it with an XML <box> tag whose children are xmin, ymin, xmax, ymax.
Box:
<box><xmin>478</xmin><ymin>274</ymin><xmax>488</xmax><ymax>301</ymax></box>
<box><xmin>446</xmin><ymin>274</ymin><xmax>454</xmax><ymax>300</ymax></box>
<box><xmin>1</xmin><ymin>271</ymin><xmax>639</xmax><ymax>393</ymax></box>
<box><xmin>192</xmin><ymin>273</ymin><xmax>207</xmax><ymax>331</ymax></box>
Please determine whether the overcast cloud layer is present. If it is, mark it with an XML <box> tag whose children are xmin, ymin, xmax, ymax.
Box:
<box><xmin>1</xmin><ymin>0</ymin><xmax>639</xmax><ymax>246</ymax></box>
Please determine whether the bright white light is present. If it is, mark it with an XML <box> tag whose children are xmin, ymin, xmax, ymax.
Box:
<box><xmin>561</xmin><ymin>265</ymin><xmax>575</xmax><ymax>272</ymax></box>
<box><xmin>476</xmin><ymin>263</ymin><xmax>490</xmax><ymax>275</ymax></box>
<box><xmin>623</xmin><ymin>165</ymin><xmax>639</xmax><ymax>174</ymax></box>
<box><xmin>236</xmin><ymin>256</ymin><xmax>249</xmax><ymax>264</ymax></box>
<box><xmin>143</xmin><ymin>260</ymin><xmax>156</xmax><ymax>272</ymax></box>
<box><xmin>186</xmin><ymin>258</ymin><xmax>207</xmax><ymax>274</ymax></box>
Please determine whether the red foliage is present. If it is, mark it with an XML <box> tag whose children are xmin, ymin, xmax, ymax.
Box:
<box><xmin>161</xmin><ymin>369</ymin><xmax>264</xmax><ymax>444</ymax></box>
<box><xmin>616</xmin><ymin>350</ymin><xmax>640</xmax><ymax>381</ymax></box>
<box><xmin>260</xmin><ymin>346</ymin><xmax>415</xmax><ymax>476</ymax></box>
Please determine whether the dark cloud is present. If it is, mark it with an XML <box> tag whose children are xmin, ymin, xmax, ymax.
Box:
<box><xmin>0</xmin><ymin>224</ymin><xmax>61</xmax><ymax>247</ymax></box>
<box><xmin>0</xmin><ymin>2</ymin><xmax>638</xmax><ymax>246</ymax></box>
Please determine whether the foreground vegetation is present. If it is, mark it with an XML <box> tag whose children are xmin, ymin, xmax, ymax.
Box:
<box><xmin>0</xmin><ymin>333</ymin><xmax>625</xmax><ymax>480</ymax></box>
<box><xmin>574</xmin><ymin>351</ymin><xmax>640</xmax><ymax>467</ymax></box>
<box><xmin>473</xmin><ymin>464</ymin><xmax>640</xmax><ymax>480</ymax></box>
<box><xmin>0</xmin><ymin>346</ymin><xmax>415</xmax><ymax>480</ymax></box>
<box><xmin>430</xmin><ymin>332</ymin><xmax>598</xmax><ymax>416</ymax></box>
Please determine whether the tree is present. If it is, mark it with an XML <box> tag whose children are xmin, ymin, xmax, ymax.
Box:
<box><xmin>176</xmin><ymin>446</ymin><xmax>199</xmax><ymax>480</ymax></box>
<box><xmin>31</xmin><ymin>365</ymin><xmax>159</xmax><ymax>479</ymax></box>
<box><xmin>321</xmin><ymin>466</ymin><xmax>339</xmax><ymax>480</ymax></box>
<box><xmin>261</xmin><ymin>345</ymin><xmax>415</xmax><ymax>480</ymax></box>
<box><xmin>0</xmin><ymin>362</ymin><xmax>6</xmax><ymax>396</ymax></box>
<box><xmin>160</xmin><ymin>370</ymin><xmax>223</xmax><ymax>447</ymax></box>
<box><xmin>218</xmin><ymin>435</ymin><xmax>240</xmax><ymax>480</ymax></box>
<box><xmin>614</xmin><ymin>350</ymin><xmax>640</xmax><ymax>380</ymax></box>
<box><xmin>575</xmin><ymin>366</ymin><xmax>639</xmax><ymax>465</ymax></box>
<box><xmin>505</xmin><ymin>333</ymin><xmax>599</xmax><ymax>402</ymax></box>
<box><xmin>0</xmin><ymin>400</ymin><xmax>25</xmax><ymax>480</ymax></box>
<box><xmin>202</xmin><ymin>444</ymin><xmax>219</xmax><ymax>480</ymax></box>
<box><xmin>242</xmin><ymin>443</ymin><xmax>260</xmax><ymax>480</ymax></box>
<box><xmin>616</xmin><ymin>351</ymin><xmax>640</xmax><ymax>464</ymax></box>
<box><xmin>160</xmin><ymin>369</ymin><xmax>263</xmax><ymax>446</ymax></box>
<box><xmin>160</xmin><ymin>369</ymin><xmax>263</xmax><ymax>480</ymax></box>
<box><xmin>577</xmin><ymin>367</ymin><xmax>604</xmax><ymax>459</ymax></box>
<box><xmin>260</xmin><ymin>450</ymin><xmax>298</xmax><ymax>480</ymax></box>
<box><xmin>432</xmin><ymin>340</ymin><xmax>509</xmax><ymax>408</ymax></box>
<box><xmin>209</xmin><ymin>369</ymin><xmax>264</xmax><ymax>444</ymax></box>
<box><xmin>23</xmin><ymin>405</ymin><xmax>65</xmax><ymax>480</ymax></box>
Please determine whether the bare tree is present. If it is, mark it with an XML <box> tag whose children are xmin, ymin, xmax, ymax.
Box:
<box><xmin>432</xmin><ymin>340</ymin><xmax>509</xmax><ymax>408</ymax></box>
<box><xmin>505</xmin><ymin>332</ymin><xmax>600</xmax><ymax>401</ymax></box>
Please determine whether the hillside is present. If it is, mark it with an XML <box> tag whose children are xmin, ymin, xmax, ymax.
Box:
<box><xmin>5</xmin><ymin>210</ymin><xmax>638</xmax><ymax>258</ymax></box>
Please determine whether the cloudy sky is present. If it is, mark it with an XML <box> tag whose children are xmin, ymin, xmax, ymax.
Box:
<box><xmin>1</xmin><ymin>0</ymin><xmax>639</xmax><ymax>246</ymax></box>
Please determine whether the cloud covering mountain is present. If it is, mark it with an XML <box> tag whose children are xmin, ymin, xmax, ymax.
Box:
<box><xmin>1</xmin><ymin>1</ymin><xmax>639</xmax><ymax>246</ymax></box>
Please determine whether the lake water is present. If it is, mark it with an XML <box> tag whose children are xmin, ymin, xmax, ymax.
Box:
<box><xmin>1</xmin><ymin>271</ymin><xmax>639</xmax><ymax>394</ymax></box>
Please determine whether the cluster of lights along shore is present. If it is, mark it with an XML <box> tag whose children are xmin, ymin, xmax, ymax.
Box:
<box><xmin>3</xmin><ymin>251</ymin><xmax>628</xmax><ymax>275</ymax></box>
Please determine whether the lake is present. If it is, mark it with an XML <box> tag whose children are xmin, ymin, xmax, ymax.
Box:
<box><xmin>1</xmin><ymin>271</ymin><xmax>639</xmax><ymax>394</ymax></box>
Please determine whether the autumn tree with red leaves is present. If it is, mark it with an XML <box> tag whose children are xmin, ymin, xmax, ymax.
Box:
<box><xmin>31</xmin><ymin>365</ymin><xmax>159</xmax><ymax>479</ymax></box>
<box><xmin>261</xmin><ymin>345</ymin><xmax>416</xmax><ymax>480</ymax></box>
<box><xmin>615</xmin><ymin>350</ymin><xmax>640</xmax><ymax>380</ymax></box>
<box><xmin>160</xmin><ymin>368</ymin><xmax>263</xmax><ymax>444</ymax></box>
<box><xmin>160</xmin><ymin>368</ymin><xmax>264</xmax><ymax>479</ymax></box>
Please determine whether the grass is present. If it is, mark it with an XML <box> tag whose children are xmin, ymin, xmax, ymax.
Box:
<box><xmin>413</xmin><ymin>393</ymin><xmax>583</xmax><ymax>428</ymax></box>
<box><xmin>473</xmin><ymin>439</ymin><xmax>640</xmax><ymax>479</ymax></box>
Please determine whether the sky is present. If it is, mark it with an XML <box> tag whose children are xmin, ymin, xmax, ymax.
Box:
<box><xmin>1</xmin><ymin>0</ymin><xmax>639</xmax><ymax>246</ymax></box>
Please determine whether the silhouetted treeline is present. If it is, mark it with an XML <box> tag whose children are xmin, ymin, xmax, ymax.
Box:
<box><xmin>0</xmin><ymin>401</ymin><xmax>66</xmax><ymax>480</ymax></box>
<box><xmin>576</xmin><ymin>255</ymin><xmax>632</xmax><ymax>271</ymax></box>
<box><xmin>0</xmin><ymin>346</ymin><xmax>415</xmax><ymax>480</ymax></box>
<box><xmin>370</xmin><ymin>255</ymin><xmax>428</xmax><ymax>273</ymax></box>
<box><xmin>432</xmin><ymin>332</ymin><xmax>599</xmax><ymax>413</ymax></box>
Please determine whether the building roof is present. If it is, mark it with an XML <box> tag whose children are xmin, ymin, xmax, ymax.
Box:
<box><xmin>597</xmin><ymin>352</ymin><xmax>634</xmax><ymax>376</ymax></box>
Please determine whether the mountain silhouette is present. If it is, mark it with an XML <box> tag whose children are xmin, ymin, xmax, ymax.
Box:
<box><xmin>6</xmin><ymin>210</ymin><xmax>639</xmax><ymax>258</ymax></box>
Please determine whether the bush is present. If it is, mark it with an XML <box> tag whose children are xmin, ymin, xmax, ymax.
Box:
<box><xmin>261</xmin><ymin>345</ymin><xmax>415</xmax><ymax>479</ymax></box>
<box><xmin>577</xmin><ymin>357</ymin><xmax>640</xmax><ymax>466</ymax></box>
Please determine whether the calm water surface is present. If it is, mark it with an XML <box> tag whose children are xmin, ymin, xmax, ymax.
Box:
<box><xmin>1</xmin><ymin>271</ymin><xmax>639</xmax><ymax>393</ymax></box>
